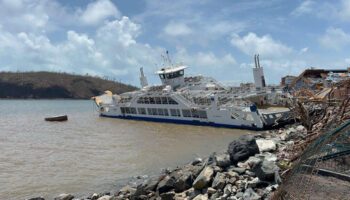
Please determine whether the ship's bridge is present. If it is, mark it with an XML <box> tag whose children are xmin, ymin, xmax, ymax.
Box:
<box><xmin>156</xmin><ymin>65</ymin><xmax>187</xmax><ymax>89</ymax></box>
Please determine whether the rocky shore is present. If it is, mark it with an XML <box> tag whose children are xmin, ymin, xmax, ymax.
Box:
<box><xmin>28</xmin><ymin>124</ymin><xmax>307</xmax><ymax>200</ymax></box>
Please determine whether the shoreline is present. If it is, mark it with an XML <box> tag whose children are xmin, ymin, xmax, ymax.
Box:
<box><xmin>28</xmin><ymin>123</ymin><xmax>307</xmax><ymax>200</ymax></box>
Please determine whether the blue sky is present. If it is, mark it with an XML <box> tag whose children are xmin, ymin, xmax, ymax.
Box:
<box><xmin>1</xmin><ymin>0</ymin><xmax>350</xmax><ymax>86</ymax></box>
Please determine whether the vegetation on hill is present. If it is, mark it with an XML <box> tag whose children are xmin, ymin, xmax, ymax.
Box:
<box><xmin>0</xmin><ymin>71</ymin><xmax>138</xmax><ymax>99</ymax></box>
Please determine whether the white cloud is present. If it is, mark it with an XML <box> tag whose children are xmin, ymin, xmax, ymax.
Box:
<box><xmin>97</xmin><ymin>17</ymin><xmax>141</xmax><ymax>47</ymax></box>
<box><xmin>163</xmin><ymin>22</ymin><xmax>193</xmax><ymax>36</ymax></box>
<box><xmin>230</xmin><ymin>32</ymin><xmax>293</xmax><ymax>58</ymax></box>
<box><xmin>291</xmin><ymin>0</ymin><xmax>315</xmax><ymax>16</ymax></box>
<box><xmin>80</xmin><ymin>0</ymin><xmax>121</xmax><ymax>26</ymax></box>
<box><xmin>345</xmin><ymin>58</ymin><xmax>350</xmax><ymax>65</ymax></box>
<box><xmin>175</xmin><ymin>48</ymin><xmax>236</xmax><ymax>68</ymax></box>
<box><xmin>339</xmin><ymin>0</ymin><xmax>350</xmax><ymax>20</ymax></box>
<box><xmin>300</xmin><ymin>47</ymin><xmax>308</xmax><ymax>54</ymax></box>
<box><xmin>0</xmin><ymin>13</ymin><xmax>163</xmax><ymax>84</ymax></box>
<box><xmin>319</xmin><ymin>27</ymin><xmax>350</xmax><ymax>50</ymax></box>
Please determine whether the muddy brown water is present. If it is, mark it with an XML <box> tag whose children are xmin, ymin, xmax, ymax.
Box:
<box><xmin>0</xmin><ymin>100</ymin><xmax>255</xmax><ymax>199</ymax></box>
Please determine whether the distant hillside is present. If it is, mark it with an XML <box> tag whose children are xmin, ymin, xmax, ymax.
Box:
<box><xmin>0</xmin><ymin>71</ymin><xmax>138</xmax><ymax>99</ymax></box>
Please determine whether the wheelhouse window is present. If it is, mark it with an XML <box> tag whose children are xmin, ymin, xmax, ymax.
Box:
<box><xmin>163</xmin><ymin>70</ymin><xmax>184</xmax><ymax>79</ymax></box>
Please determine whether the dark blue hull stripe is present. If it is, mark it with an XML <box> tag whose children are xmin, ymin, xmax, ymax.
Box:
<box><xmin>100</xmin><ymin>114</ymin><xmax>263</xmax><ymax>131</ymax></box>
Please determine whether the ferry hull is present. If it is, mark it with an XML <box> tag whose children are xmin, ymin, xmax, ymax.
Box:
<box><xmin>100</xmin><ymin>114</ymin><xmax>264</xmax><ymax>131</ymax></box>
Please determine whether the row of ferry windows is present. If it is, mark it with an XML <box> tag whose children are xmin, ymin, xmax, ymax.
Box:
<box><xmin>120</xmin><ymin>107</ymin><xmax>207</xmax><ymax>119</ymax></box>
<box><xmin>137</xmin><ymin>97</ymin><xmax>178</xmax><ymax>104</ymax></box>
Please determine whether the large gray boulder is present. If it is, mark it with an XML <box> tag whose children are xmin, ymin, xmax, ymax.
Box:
<box><xmin>252</xmin><ymin>160</ymin><xmax>279</xmax><ymax>182</ymax></box>
<box><xmin>171</xmin><ymin>170</ymin><xmax>193</xmax><ymax>192</ymax></box>
<box><xmin>227</xmin><ymin>136</ymin><xmax>259</xmax><ymax>164</ymax></box>
<box><xmin>256</xmin><ymin>139</ymin><xmax>276</xmax><ymax>152</ymax></box>
<box><xmin>193</xmin><ymin>166</ymin><xmax>214</xmax><ymax>190</ymax></box>
<box><xmin>243</xmin><ymin>188</ymin><xmax>261</xmax><ymax>200</ymax></box>
<box><xmin>156</xmin><ymin>175</ymin><xmax>175</xmax><ymax>194</ymax></box>
<box><xmin>132</xmin><ymin>178</ymin><xmax>158</xmax><ymax>199</ymax></box>
<box><xmin>160</xmin><ymin>190</ymin><xmax>175</xmax><ymax>200</ymax></box>
<box><xmin>214</xmin><ymin>153</ymin><xmax>231</xmax><ymax>168</ymax></box>
<box><xmin>211</xmin><ymin>172</ymin><xmax>226</xmax><ymax>190</ymax></box>
<box><xmin>54</xmin><ymin>194</ymin><xmax>74</xmax><ymax>200</ymax></box>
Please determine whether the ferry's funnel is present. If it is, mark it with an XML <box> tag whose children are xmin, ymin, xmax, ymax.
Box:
<box><xmin>253</xmin><ymin>54</ymin><xmax>266</xmax><ymax>91</ymax></box>
<box><xmin>139</xmin><ymin>67</ymin><xmax>148</xmax><ymax>88</ymax></box>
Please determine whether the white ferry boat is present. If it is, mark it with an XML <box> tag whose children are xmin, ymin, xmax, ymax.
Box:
<box><xmin>93</xmin><ymin>55</ymin><xmax>290</xmax><ymax>130</ymax></box>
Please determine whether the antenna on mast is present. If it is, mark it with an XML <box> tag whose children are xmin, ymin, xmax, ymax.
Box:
<box><xmin>166</xmin><ymin>50</ymin><xmax>173</xmax><ymax>66</ymax></box>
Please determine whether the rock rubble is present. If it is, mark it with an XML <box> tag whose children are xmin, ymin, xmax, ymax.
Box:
<box><xmin>28</xmin><ymin>124</ymin><xmax>308</xmax><ymax>200</ymax></box>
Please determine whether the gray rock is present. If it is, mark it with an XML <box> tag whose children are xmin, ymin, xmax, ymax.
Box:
<box><xmin>212</xmin><ymin>172</ymin><xmax>226</xmax><ymax>190</ymax></box>
<box><xmin>246</xmin><ymin>177</ymin><xmax>260</xmax><ymax>188</ymax></box>
<box><xmin>97</xmin><ymin>195</ymin><xmax>111</xmax><ymax>200</ymax></box>
<box><xmin>193</xmin><ymin>194</ymin><xmax>209</xmax><ymax>200</ymax></box>
<box><xmin>245</xmin><ymin>170</ymin><xmax>256</xmax><ymax>177</ymax></box>
<box><xmin>215</xmin><ymin>153</ymin><xmax>231</xmax><ymax>168</ymax></box>
<box><xmin>160</xmin><ymin>190</ymin><xmax>175</xmax><ymax>200</ymax></box>
<box><xmin>262</xmin><ymin>153</ymin><xmax>277</xmax><ymax>162</ymax></box>
<box><xmin>236</xmin><ymin>192</ymin><xmax>244</xmax><ymax>198</ymax></box>
<box><xmin>118</xmin><ymin>185</ymin><xmax>136</xmax><ymax>197</ymax></box>
<box><xmin>227</xmin><ymin>196</ymin><xmax>238</xmax><ymax>200</ymax></box>
<box><xmin>191</xmin><ymin>165</ymin><xmax>205</xmax><ymax>179</ymax></box>
<box><xmin>174</xmin><ymin>171</ymin><xmax>193</xmax><ymax>192</ymax></box>
<box><xmin>207</xmin><ymin>187</ymin><xmax>217</xmax><ymax>194</ymax></box>
<box><xmin>296</xmin><ymin>125</ymin><xmax>305</xmax><ymax>132</ymax></box>
<box><xmin>243</xmin><ymin>188</ymin><xmax>260</xmax><ymax>200</ymax></box>
<box><xmin>27</xmin><ymin>198</ymin><xmax>45</xmax><ymax>200</ymax></box>
<box><xmin>156</xmin><ymin>175</ymin><xmax>175</xmax><ymax>194</ymax></box>
<box><xmin>226</xmin><ymin>171</ymin><xmax>239</xmax><ymax>178</ymax></box>
<box><xmin>192</xmin><ymin>158</ymin><xmax>203</xmax><ymax>166</ymax></box>
<box><xmin>54</xmin><ymin>194</ymin><xmax>74</xmax><ymax>200</ymax></box>
<box><xmin>252</xmin><ymin>160</ymin><xmax>279</xmax><ymax>182</ymax></box>
<box><xmin>209</xmin><ymin>191</ymin><xmax>221</xmax><ymax>200</ymax></box>
<box><xmin>188</xmin><ymin>188</ymin><xmax>202</xmax><ymax>199</ymax></box>
<box><xmin>256</xmin><ymin>139</ymin><xmax>276</xmax><ymax>152</ymax></box>
<box><xmin>227</xmin><ymin>136</ymin><xmax>259</xmax><ymax>164</ymax></box>
<box><xmin>193</xmin><ymin>166</ymin><xmax>214</xmax><ymax>190</ymax></box>
<box><xmin>132</xmin><ymin>178</ymin><xmax>159</xmax><ymax>199</ymax></box>
<box><xmin>274</xmin><ymin>171</ymin><xmax>282</xmax><ymax>185</ymax></box>
<box><xmin>224</xmin><ymin>184</ymin><xmax>232</xmax><ymax>196</ymax></box>
<box><xmin>88</xmin><ymin>193</ymin><xmax>100</xmax><ymax>200</ymax></box>
<box><xmin>228</xmin><ymin>177</ymin><xmax>237</xmax><ymax>184</ymax></box>
<box><xmin>231</xmin><ymin>167</ymin><xmax>246</xmax><ymax>175</ymax></box>
<box><xmin>279</xmin><ymin>132</ymin><xmax>288</xmax><ymax>141</ymax></box>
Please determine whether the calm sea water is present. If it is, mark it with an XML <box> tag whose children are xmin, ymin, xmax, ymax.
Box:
<box><xmin>0</xmin><ymin>100</ymin><xmax>253</xmax><ymax>200</ymax></box>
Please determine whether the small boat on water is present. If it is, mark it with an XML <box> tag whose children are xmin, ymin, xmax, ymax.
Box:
<box><xmin>45</xmin><ymin>115</ymin><xmax>68</xmax><ymax>122</ymax></box>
